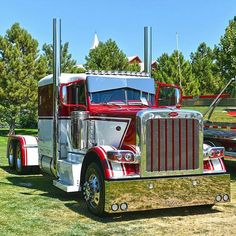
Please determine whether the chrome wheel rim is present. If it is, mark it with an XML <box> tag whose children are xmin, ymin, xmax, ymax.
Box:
<box><xmin>16</xmin><ymin>148</ymin><xmax>22</xmax><ymax>171</ymax></box>
<box><xmin>8</xmin><ymin>146</ymin><xmax>14</xmax><ymax>167</ymax></box>
<box><xmin>83</xmin><ymin>174</ymin><xmax>101</xmax><ymax>208</ymax></box>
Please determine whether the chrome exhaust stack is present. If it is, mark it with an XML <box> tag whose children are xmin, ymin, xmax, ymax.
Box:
<box><xmin>144</xmin><ymin>26</ymin><xmax>152</xmax><ymax>74</ymax></box>
<box><xmin>52</xmin><ymin>18</ymin><xmax>61</xmax><ymax>176</ymax></box>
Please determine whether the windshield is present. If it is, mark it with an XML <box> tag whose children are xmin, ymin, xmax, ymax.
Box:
<box><xmin>90</xmin><ymin>88</ymin><xmax>155</xmax><ymax>105</ymax></box>
<box><xmin>87</xmin><ymin>76</ymin><xmax>155</xmax><ymax>106</ymax></box>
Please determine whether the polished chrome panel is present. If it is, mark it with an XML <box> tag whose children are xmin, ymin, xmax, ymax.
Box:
<box><xmin>71</xmin><ymin>111</ymin><xmax>89</xmax><ymax>150</ymax></box>
<box><xmin>104</xmin><ymin>174</ymin><xmax>230</xmax><ymax>213</ymax></box>
<box><xmin>40</xmin><ymin>155</ymin><xmax>54</xmax><ymax>175</ymax></box>
<box><xmin>136</xmin><ymin>109</ymin><xmax>203</xmax><ymax>177</ymax></box>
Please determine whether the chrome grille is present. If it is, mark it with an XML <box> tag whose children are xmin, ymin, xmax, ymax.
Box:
<box><xmin>146</xmin><ymin>118</ymin><xmax>199</xmax><ymax>172</ymax></box>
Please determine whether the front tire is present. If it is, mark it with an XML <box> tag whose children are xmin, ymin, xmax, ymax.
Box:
<box><xmin>83</xmin><ymin>163</ymin><xmax>105</xmax><ymax>216</ymax></box>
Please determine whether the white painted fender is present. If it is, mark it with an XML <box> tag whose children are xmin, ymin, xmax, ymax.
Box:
<box><xmin>8</xmin><ymin>135</ymin><xmax>39</xmax><ymax>166</ymax></box>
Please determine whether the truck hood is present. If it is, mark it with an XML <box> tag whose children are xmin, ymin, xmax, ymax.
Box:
<box><xmin>89</xmin><ymin>106</ymin><xmax>147</xmax><ymax>118</ymax></box>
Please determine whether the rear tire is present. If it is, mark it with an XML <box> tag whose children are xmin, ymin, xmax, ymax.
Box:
<box><xmin>7</xmin><ymin>142</ymin><xmax>15</xmax><ymax>169</ymax></box>
<box><xmin>15</xmin><ymin>143</ymin><xmax>25</xmax><ymax>174</ymax></box>
<box><xmin>83</xmin><ymin>163</ymin><xmax>105</xmax><ymax>216</ymax></box>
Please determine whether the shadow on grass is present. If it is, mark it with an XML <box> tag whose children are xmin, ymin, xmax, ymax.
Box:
<box><xmin>65</xmin><ymin>204</ymin><xmax>221</xmax><ymax>223</ymax></box>
<box><xmin>226</xmin><ymin>165</ymin><xmax>236</xmax><ymax>181</ymax></box>
<box><xmin>0</xmin><ymin>166</ymin><xmax>79</xmax><ymax>199</ymax></box>
<box><xmin>0</xmin><ymin>164</ymin><xmax>231</xmax><ymax>223</ymax></box>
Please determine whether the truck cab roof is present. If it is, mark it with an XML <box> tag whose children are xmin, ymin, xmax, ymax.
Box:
<box><xmin>38</xmin><ymin>73</ymin><xmax>153</xmax><ymax>87</ymax></box>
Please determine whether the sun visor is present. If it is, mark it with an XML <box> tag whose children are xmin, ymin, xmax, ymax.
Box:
<box><xmin>87</xmin><ymin>76</ymin><xmax>155</xmax><ymax>94</ymax></box>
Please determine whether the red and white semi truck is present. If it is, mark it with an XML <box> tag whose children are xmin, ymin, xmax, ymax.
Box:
<box><xmin>6</xmin><ymin>20</ymin><xmax>230</xmax><ymax>216</ymax></box>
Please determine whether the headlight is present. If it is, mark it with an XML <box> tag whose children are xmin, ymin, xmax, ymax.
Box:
<box><xmin>124</xmin><ymin>153</ymin><xmax>133</xmax><ymax>161</ymax></box>
<box><xmin>107</xmin><ymin>151</ymin><xmax>139</xmax><ymax>163</ymax></box>
<box><xmin>203</xmin><ymin>147</ymin><xmax>224</xmax><ymax>160</ymax></box>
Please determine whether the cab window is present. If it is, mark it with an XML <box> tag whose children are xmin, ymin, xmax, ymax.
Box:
<box><xmin>62</xmin><ymin>82</ymin><xmax>86</xmax><ymax>105</ymax></box>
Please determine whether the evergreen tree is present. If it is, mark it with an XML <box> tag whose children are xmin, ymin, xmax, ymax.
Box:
<box><xmin>215</xmin><ymin>16</ymin><xmax>236</xmax><ymax>81</ymax></box>
<box><xmin>191</xmin><ymin>42</ymin><xmax>224</xmax><ymax>94</ymax></box>
<box><xmin>0</xmin><ymin>23</ymin><xmax>47</xmax><ymax>133</ymax></box>
<box><xmin>85</xmin><ymin>39</ymin><xmax>129</xmax><ymax>71</ymax></box>
<box><xmin>42</xmin><ymin>42</ymin><xmax>82</xmax><ymax>74</ymax></box>
<box><xmin>127</xmin><ymin>61</ymin><xmax>141</xmax><ymax>72</ymax></box>
<box><xmin>153</xmin><ymin>51</ymin><xmax>198</xmax><ymax>95</ymax></box>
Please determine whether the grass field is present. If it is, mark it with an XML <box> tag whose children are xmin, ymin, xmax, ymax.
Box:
<box><xmin>0</xmin><ymin>110</ymin><xmax>236</xmax><ymax>236</ymax></box>
<box><xmin>184</xmin><ymin>106</ymin><xmax>236</xmax><ymax>123</ymax></box>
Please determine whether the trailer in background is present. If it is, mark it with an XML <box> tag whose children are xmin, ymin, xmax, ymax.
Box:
<box><xmin>203</xmin><ymin>77</ymin><xmax>236</xmax><ymax>163</ymax></box>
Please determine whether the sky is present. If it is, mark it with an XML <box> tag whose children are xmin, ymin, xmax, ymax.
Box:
<box><xmin>0</xmin><ymin>0</ymin><xmax>236</xmax><ymax>64</ymax></box>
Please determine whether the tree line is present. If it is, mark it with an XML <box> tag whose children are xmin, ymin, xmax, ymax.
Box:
<box><xmin>0</xmin><ymin>17</ymin><xmax>235</xmax><ymax>131</ymax></box>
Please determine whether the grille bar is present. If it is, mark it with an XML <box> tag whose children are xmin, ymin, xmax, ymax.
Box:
<box><xmin>146</xmin><ymin>118</ymin><xmax>199</xmax><ymax>172</ymax></box>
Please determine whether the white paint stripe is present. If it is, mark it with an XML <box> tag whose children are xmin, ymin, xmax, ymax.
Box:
<box><xmin>211</xmin><ymin>159</ymin><xmax>223</xmax><ymax>171</ymax></box>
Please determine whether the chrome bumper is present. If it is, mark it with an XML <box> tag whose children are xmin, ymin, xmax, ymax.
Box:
<box><xmin>104</xmin><ymin>173</ymin><xmax>230</xmax><ymax>213</ymax></box>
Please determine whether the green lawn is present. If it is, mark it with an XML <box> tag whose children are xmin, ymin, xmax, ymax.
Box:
<box><xmin>184</xmin><ymin>106</ymin><xmax>236</xmax><ymax>123</ymax></box>
<box><xmin>1</xmin><ymin>123</ymin><xmax>236</xmax><ymax>235</ymax></box>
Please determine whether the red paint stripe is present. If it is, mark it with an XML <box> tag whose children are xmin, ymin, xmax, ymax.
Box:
<box><xmin>231</xmin><ymin>127</ymin><xmax>236</xmax><ymax>130</ymax></box>
<box><xmin>204</xmin><ymin>125</ymin><xmax>210</xmax><ymax>128</ymax></box>
<box><xmin>213</xmin><ymin>125</ymin><xmax>218</xmax><ymax>128</ymax></box>
<box><xmin>158</xmin><ymin>119</ymin><xmax>161</xmax><ymax>171</ymax></box>
<box><xmin>99</xmin><ymin>146</ymin><xmax>114</xmax><ymax>177</ymax></box>
<box><xmin>151</xmin><ymin>119</ymin><xmax>154</xmax><ymax>171</ymax></box>
<box><xmin>186</xmin><ymin>120</ymin><xmax>188</xmax><ymax>169</ymax></box>
<box><xmin>172</xmin><ymin>119</ymin><xmax>175</xmax><ymax>170</ymax></box>
<box><xmin>221</xmin><ymin>126</ymin><xmax>227</xmax><ymax>129</ymax></box>
<box><xmin>183</xmin><ymin>94</ymin><xmax>229</xmax><ymax>99</ymax></box>
<box><xmin>179</xmin><ymin>119</ymin><xmax>182</xmax><ymax>170</ymax></box>
<box><xmin>165</xmin><ymin>120</ymin><xmax>168</xmax><ymax>171</ymax></box>
<box><xmin>192</xmin><ymin>120</ymin><xmax>195</xmax><ymax>169</ymax></box>
<box><xmin>94</xmin><ymin>146</ymin><xmax>113</xmax><ymax>178</ymax></box>
<box><xmin>23</xmin><ymin>137</ymin><xmax>27</xmax><ymax>166</ymax></box>
<box><xmin>20</xmin><ymin>137</ymin><xmax>27</xmax><ymax>166</ymax></box>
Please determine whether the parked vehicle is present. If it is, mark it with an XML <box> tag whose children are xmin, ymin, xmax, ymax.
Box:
<box><xmin>204</xmin><ymin>77</ymin><xmax>236</xmax><ymax>163</ymax></box>
<box><xmin>6</xmin><ymin>19</ymin><xmax>230</xmax><ymax>216</ymax></box>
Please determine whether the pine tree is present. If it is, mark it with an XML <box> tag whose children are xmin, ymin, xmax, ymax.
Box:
<box><xmin>191</xmin><ymin>42</ymin><xmax>224</xmax><ymax>94</ymax></box>
<box><xmin>215</xmin><ymin>16</ymin><xmax>236</xmax><ymax>81</ymax></box>
<box><xmin>42</xmin><ymin>42</ymin><xmax>82</xmax><ymax>74</ymax></box>
<box><xmin>153</xmin><ymin>51</ymin><xmax>198</xmax><ymax>95</ymax></box>
<box><xmin>127</xmin><ymin>61</ymin><xmax>141</xmax><ymax>72</ymax></box>
<box><xmin>0</xmin><ymin>23</ymin><xmax>47</xmax><ymax>133</ymax></box>
<box><xmin>85</xmin><ymin>39</ymin><xmax>129</xmax><ymax>71</ymax></box>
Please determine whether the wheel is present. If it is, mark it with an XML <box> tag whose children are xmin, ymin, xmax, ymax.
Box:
<box><xmin>15</xmin><ymin>143</ymin><xmax>24</xmax><ymax>174</ymax></box>
<box><xmin>83</xmin><ymin>163</ymin><xmax>105</xmax><ymax>216</ymax></box>
<box><xmin>7</xmin><ymin>142</ymin><xmax>15</xmax><ymax>169</ymax></box>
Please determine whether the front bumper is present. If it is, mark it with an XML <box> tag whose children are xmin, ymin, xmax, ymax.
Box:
<box><xmin>104</xmin><ymin>173</ymin><xmax>230</xmax><ymax>213</ymax></box>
